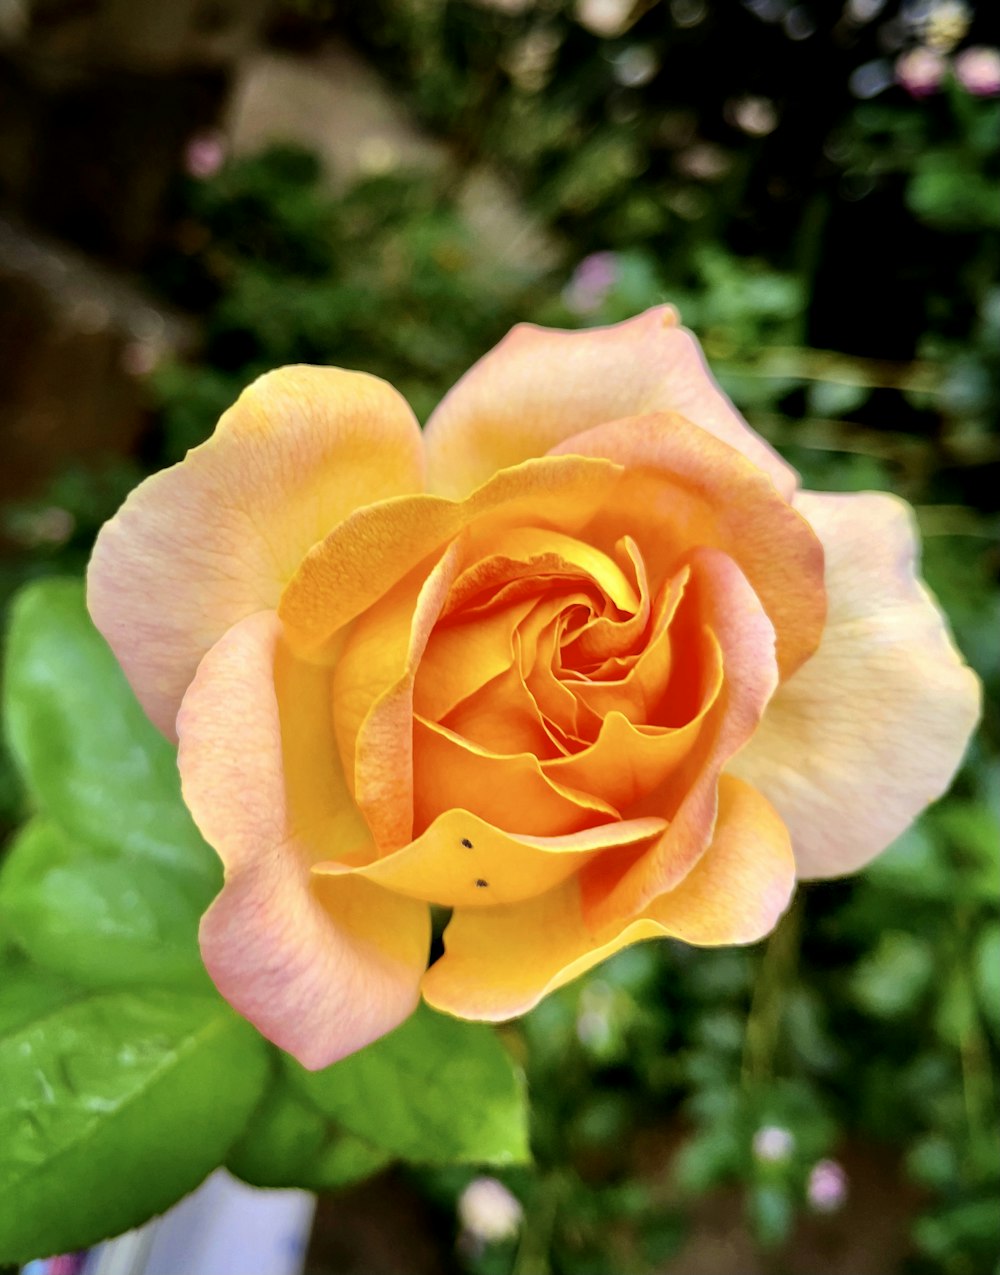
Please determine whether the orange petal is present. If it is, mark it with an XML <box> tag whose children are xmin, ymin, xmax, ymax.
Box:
<box><xmin>550</xmin><ymin>413</ymin><xmax>825</xmax><ymax>679</ymax></box>
<box><xmin>643</xmin><ymin>776</ymin><xmax>795</xmax><ymax>942</ymax></box>
<box><xmin>540</xmin><ymin>626</ymin><xmax>722</xmax><ymax>811</ymax></box>
<box><xmin>336</xmin><ymin>540</ymin><xmax>465</xmax><ymax>850</ymax></box>
<box><xmin>412</xmin><ymin>717</ymin><xmax>621</xmax><ymax>837</ymax></box>
<box><xmin>279</xmin><ymin>455</ymin><xmax>623</xmax><ymax>659</ymax></box>
<box><xmin>314</xmin><ymin>810</ymin><xmax>666</xmax><ymax>909</ymax></box>
<box><xmin>580</xmin><ymin>547</ymin><xmax>779</xmax><ymax>927</ymax></box>
<box><xmin>88</xmin><ymin>367</ymin><xmax>424</xmax><ymax>739</ymax></box>
<box><xmin>414</xmin><ymin>599</ymin><xmax>535</xmax><ymax>722</ymax></box>
<box><xmin>423</xmin><ymin>306</ymin><xmax>796</xmax><ymax>500</ymax></box>
<box><xmin>421</xmin><ymin>776</ymin><xmax>793</xmax><ymax>1021</ymax></box>
<box><xmin>729</xmin><ymin>491</ymin><xmax>981</xmax><ymax>878</ymax></box>
<box><xmin>568</xmin><ymin>567</ymin><xmax>688</xmax><ymax>722</ymax></box>
<box><xmin>177</xmin><ymin>610</ymin><xmax>429</xmax><ymax>1068</ymax></box>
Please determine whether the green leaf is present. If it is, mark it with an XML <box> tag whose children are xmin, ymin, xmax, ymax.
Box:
<box><xmin>0</xmin><ymin>966</ymin><xmax>269</xmax><ymax>1263</ymax></box>
<box><xmin>227</xmin><ymin>1066</ymin><xmax>391</xmax><ymax>1191</ymax></box>
<box><xmin>2</xmin><ymin>579</ymin><xmax>219</xmax><ymax>891</ymax></box>
<box><xmin>973</xmin><ymin>923</ymin><xmax>1000</xmax><ymax>1039</ymax></box>
<box><xmin>290</xmin><ymin>1004</ymin><xmax>530</xmax><ymax>1167</ymax></box>
<box><xmin>850</xmin><ymin>932</ymin><xmax>934</xmax><ymax>1019</ymax></box>
<box><xmin>0</xmin><ymin>820</ymin><xmax>208</xmax><ymax>989</ymax></box>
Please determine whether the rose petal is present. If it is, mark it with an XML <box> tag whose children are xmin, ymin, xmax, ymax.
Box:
<box><xmin>551</xmin><ymin>413</ymin><xmax>825</xmax><ymax>679</ymax></box>
<box><xmin>540</xmin><ymin>625</ymin><xmax>722</xmax><ymax>811</ymax></box>
<box><xmin>89</xmin><ymin>367</ymin><xmax>424</xmax><ymax>739</ymax></box>
<box><xmin>414</xmin><ymin>599</ymin><xmax>536</xmax><ymax>723</ymax></box>
<box><xmin>337</xmin><ymin>540</ymin><xmax>465</xmax><ymax>850</ymax></box>
<box><xmin>280</xmin><ymin>455</ymin><xmax>624</xmax><ymax>659</ymax></box>
<box><xmin>643</xmin><ymin>776</ymin><xmax>795</xmax><ymax>942</ymax></box>
<box><xmin>580</xmin><ymin>547</ymin><xmax>779</xmax><ymax>927</ymax></box>
<box><xmin>423</xmin><ymin>306</ymin><xmax>796</xmax><ymax>500</ymax></box>
<box><xmin>568</xmin><ymin>567</ymin><xmax>688</xmax><ymax>722</ymax></box>
<box><xmin>413</xmin><ymin>716</ymin><xmax>621</xmax><ymax>837</ymax></box>
<box><xmin>728</xmin><ymin>491</ymin><xmax>981</xmax><ymax>878</ymax></box>
<box><xmin>314</xmin><ymin>810</ymin><xmax>667</xmax><ymax>909</ymax></box>
<box><xmin>421</xmin><ymin>775</ymin><xmax>793</xmax><ymax>1020</ymax></box>
<box><xmin>177</xmin><ymin>610</ymin><xmax>429</xmax><ymax>1069</ymax></box>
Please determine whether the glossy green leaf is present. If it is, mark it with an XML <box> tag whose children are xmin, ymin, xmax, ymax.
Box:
<box><xmin>0</xmin><ymin>820</ymin><xmax>208</xmax><ymax>989</ymax></box>
<box><xmin>0</xmin><ymin>966</ymin><xmax>269</xmax><ymax>1263</ymax></box>
<box><xmin>2</xmin><ymin>579</ymin><xmax>219</xmax><ymax>892</ymax></box>
<box><xmin>290</xmin><ymin>1004</ymin><xmax>530</xmax><ymax>1167</ymax></box>
<box><xmin>227</xmin><ymin>1066</ymin><xmax>391</xmax><ymax>1191</ymax></box>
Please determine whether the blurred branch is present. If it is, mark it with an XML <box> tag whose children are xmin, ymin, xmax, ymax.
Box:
<box><xmin>726</xmin><ymin>348</ymin><xmax>943</xmax><ymax>394</ymax></box>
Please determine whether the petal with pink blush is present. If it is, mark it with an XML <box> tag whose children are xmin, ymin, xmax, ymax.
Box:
<box><xmin>728</xmin><ymin>491</ymin><xmax>981</xmax><ymax>878</ymax></box>
<box><xmin>423</xmin><ymin>306</ymin><xmax>796</xmax><ymax>500</ymax></box>
<box><xmin>177</xmin><ymin>610</ymin><xmax>429</xmax><ymax>1069</ymax></box>
<box><xmin>421</xmin><ymin>776</ymin><xmax>793</xmax><ymax>1021</ymax></box>
<box><xmin>551</xmin><ymin>413</ymin><xmax>825</xmax><ymax>679</ymax></box>
<box><xmin>89</xmin><ymin>367</ymin><xmax>424</xmax><ymax>739</ymax></box>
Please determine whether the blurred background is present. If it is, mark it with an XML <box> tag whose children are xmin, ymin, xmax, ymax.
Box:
<box><xmin>0</xmin><ymin>1</ymin><xmax>997</xmax><ymax>1272</ymax></box>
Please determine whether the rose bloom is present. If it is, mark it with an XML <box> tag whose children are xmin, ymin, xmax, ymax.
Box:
<box><xmin>87</xmin><ymin>308</ymin><xmax>979</xmax><ymax>1068</ymax></box>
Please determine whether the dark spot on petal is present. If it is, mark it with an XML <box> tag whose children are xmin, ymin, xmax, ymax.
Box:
<box><xmin>475</xmin><ymin>878</ymin><xmax>489</xmax><ymax>889</ymax></box>
<box><xmin>461</xmin><ymin>838</ymin><xmax>474</xmax><ymax>849</ymax></box>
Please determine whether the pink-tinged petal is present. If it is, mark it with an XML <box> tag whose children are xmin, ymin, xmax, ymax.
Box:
<box><xmin>177</xmin><ymin>610</ymin><xmax>429</xmax><ymax>1069</ymax></box>
<box><xmin>421</xmin><ymin>776</ymin><xmax>793</xmax><ymax>1021</ymax></box>
<box><xmin>423</xmin><ymin>306</ymin><xmax>796</xmax><ymax>500</ymax></box>
<box><xmin>581</xmin><ymin>548</ymin><xmax>780</xmax><ymax>927</ymax></box>
<box><xmin>89</xmin><ymin>367</ymin><xmax>424</xmax><ymax>739</ymax></box>
<box><xmin>728</xmin><ymin>491</ymin><xmax>981</xmax><ymax>878</ymax></box>
<box><xmin>314</xmin><ymin>810</ymin><xmax>666</xmax><ymax>909</ymax></box>
<box><xmin>551</xmin><ymin>413</ymin><xmax>825</xmax><ymax>679</ymax></box>
<box><xmin>644</xmin><ymin>776</ymin><xmax>795</xmax><ymax>943</ymax></box>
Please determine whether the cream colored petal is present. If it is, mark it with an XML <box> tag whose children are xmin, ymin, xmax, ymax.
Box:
<box><xmin>177</xmin><ymin>610</ymin><xmax>429</xmax><ymax>1068</ymax></box>
<box><xmin>423</xmin><ymin>306</ymin><xmax>796</xmax><ymax>499</ymax></box>
<box><xmin>88</xmin><ymin>367</ymin><xmax>424</xmax><ymax>739</ymax></box>
<box><xmin>728</xmin><ymin>491</ymin><xmax>981</xmax><ymax>878</ymax></box>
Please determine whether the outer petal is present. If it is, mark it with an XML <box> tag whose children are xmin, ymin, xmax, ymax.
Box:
<box><xmin>422</xmin><ymin>776</ymin><xmax>794</xmax><ymax>1021</ymax></box>
<box><xmin>177</xmin><ymin>610</ymin><xmax>430</xmax><ymax>1069</ymax></box>
<box><xmin>423</xmin><ymin>306</ymin><xmax>796</xmax><ymax>500</ymax></box>
<box><xmin>728</xmin><ymin>491</ymin><xmax>981</xmax><ymax>878</ymax></box>
<box><xmin>89</xmin><ymin>367</ymin><xmax>424</xmax><ymax>739</ymax></box>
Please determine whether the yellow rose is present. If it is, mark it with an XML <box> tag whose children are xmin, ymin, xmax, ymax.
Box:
<box><xmin>87</xmin><ymin>308</ymin><xmax>980</xmax><ymax>1068</ymax></box>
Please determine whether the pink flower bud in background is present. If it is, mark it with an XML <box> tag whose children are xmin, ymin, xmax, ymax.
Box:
<box><xmin>457</xmin><ymin>1177</ymin><xmax>524</xmax><ymax>1245</ymax></box>
<box><xmin>807</xmin><ymin>1158</ymin><xmax>848</xmax><ymax>1213</ymax></box>
<box><xmin>184</xmin><ymin>131</ymin><xmax>227</xmax><ymax>180</ymax></box>
<box><xmin>753</xmin><ymin>1125</ymin><xmax>795</xmax><ymax>1164</ymax></box>
<box><xmin>894</xmin><ymin>46</ymin><xmax>948</xmax><ymax>97</ymax></box>
<box><xmin>562</xmin><ymin>251</ymin><xmax>619</xmax><ymax>314</ymax></box>
<box><xmin>954</xmin><ymin>46</ymin><xmax>1000</xmax><ymax>96</ymax></box>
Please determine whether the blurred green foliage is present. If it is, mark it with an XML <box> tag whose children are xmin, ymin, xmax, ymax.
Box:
<box><xmin>1</xmin><ymin>1</ymin><xmax>999</xmax><ymax>1270</ymax></box>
